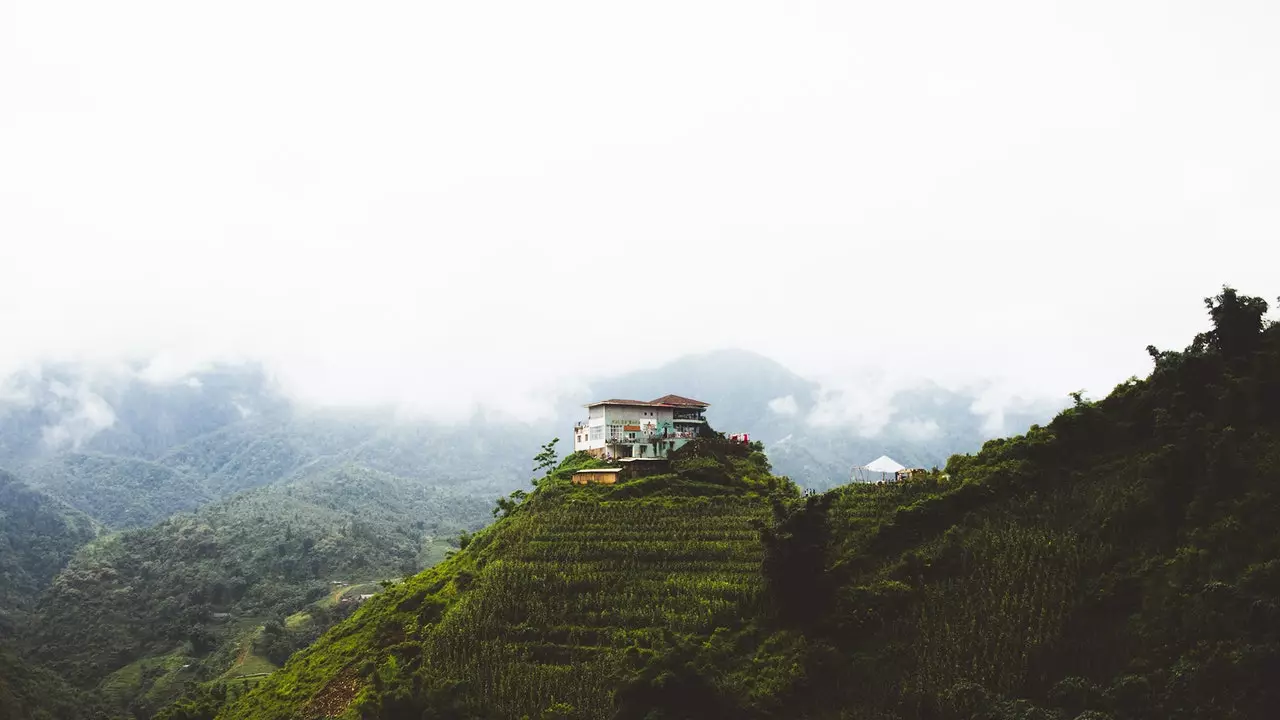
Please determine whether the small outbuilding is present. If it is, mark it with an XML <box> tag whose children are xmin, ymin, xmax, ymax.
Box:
<box><xmin>572</xmin><ymin>468</ymin><xmax>623</xmax><ymax>485</ymax></box>
<box><xmin>617</xmin><ymin>457</ymin><xmax>670</xmax><ymax>479</ymax></box>
<box><xmin>852</xmin><ymin>455</ymin><xmax>906</xmax><ymax>483</ymax></box>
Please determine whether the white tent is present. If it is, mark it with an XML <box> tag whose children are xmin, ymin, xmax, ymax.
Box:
<box><xmin>852</xmin><ymin>455</ymin><xmax>906</xmax><ymax>483</ymax></box>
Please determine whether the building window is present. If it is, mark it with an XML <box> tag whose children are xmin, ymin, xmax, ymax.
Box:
<box><xmin>590</xmin><ymin>426</ymin><xmax>603</xmax><ymax>441</ymax></box>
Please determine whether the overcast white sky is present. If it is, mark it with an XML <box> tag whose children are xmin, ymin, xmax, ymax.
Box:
<box><xmin>2</xmin><ymin>0</ymin><xmax>1278</xmax><ymax>418</ymax></box>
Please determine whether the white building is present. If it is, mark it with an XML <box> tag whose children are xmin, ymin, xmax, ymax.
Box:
<box><xmin>572</xmin><ymin>394</ymin><xmax>710</xmax><ymax>459</ymax></box>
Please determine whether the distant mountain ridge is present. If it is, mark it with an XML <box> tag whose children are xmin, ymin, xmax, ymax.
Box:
<box><xmin>1</xmin><ymin>352</ymin><xmax>1062</xmax><ymax>508</ymax></box>
<box><xmin>0</xmin><ymin>364</ymin><xmax>547</xmax><ymax>530</ymax></box>
<box><xmin>567</xmin><ymin>348</ymin><xmax>1063</xmax><ymax>488</ymax></box>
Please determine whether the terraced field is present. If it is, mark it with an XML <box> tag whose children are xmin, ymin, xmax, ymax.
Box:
<box><xmin>419</xmin><ymin>497</ymin><xmax>769</xmax><ymax>717</ymax></box>
<box><xmin>216</xmin><ymin>490</ymin><xmax>773</xmax><ymax>720</ymax></box>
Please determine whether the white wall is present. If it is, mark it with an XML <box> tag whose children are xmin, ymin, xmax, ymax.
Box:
<box><xmin>575</xmin><ymin>403</ymin><xmax>681</xmax><ymax>453</ymax></box>
<box><xmin>575</xmin><ymin>404</ymin><xmax>615</xmax><ymax>452</ymax></box>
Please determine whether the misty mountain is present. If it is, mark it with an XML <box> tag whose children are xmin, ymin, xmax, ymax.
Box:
<box><xmin>580</xmin><ymin>348</ymin><xmax>821</xmax><ymax>436</ymax></box>
<box><xmin>0</xmin><ymin>363</ymin><xmax>286</xmax><ymax>466</ymax></box>
<box><xmin>0</xmin><ymin>352</ymin><xmax>1067</xmax><ymax>518</ymax></box>
<box><xmin>23</xmin><ymin>453</ymin><xmax>211</xmax><ymax>529</ymax></box>
<box><xmin>0</xmin><ymin>364</ymin><xmax>546</xmax><ymax>530</ymax></box>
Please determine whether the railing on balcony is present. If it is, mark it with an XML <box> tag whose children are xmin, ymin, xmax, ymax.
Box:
<box><xmin>606</xmin><ymin>431</ymin><xmax>699</xmax><ymax>445</ymax></box>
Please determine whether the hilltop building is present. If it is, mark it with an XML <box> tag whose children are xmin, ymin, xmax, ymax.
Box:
<box><xmin>573</xmin><ymin>394</ymin><xmax>709</xmax><ymax>459</ymax></box>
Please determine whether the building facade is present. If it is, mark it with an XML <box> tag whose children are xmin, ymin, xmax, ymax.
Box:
<box><xmin>572</xmin><ymin>394</ymin><xmax>709</xmax><ymax>459</ymax></box>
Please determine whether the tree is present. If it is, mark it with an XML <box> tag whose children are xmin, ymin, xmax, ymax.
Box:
<box><xmin>533</xmin><ymin>439</ymin><xmax>559</xmax><ymax>476</ymax></box>
<box><xmin>187</xmin><ymin>625</ymin><xmax>217</xmax><ymax>655</ymax></box>
<box><xmin>1195</xmin><ymin>286</ymin><xmax>1269</xmax><ymax>358</ymax></box>
<box><xmin>493</xmin><ymin>489</ymin><xmax>527</xmax><ymax>518</ymax></box>
<box><xmin>529</xmin><ymin>438</ymin><xmax>560</xmax><ymax>488</ymax></box>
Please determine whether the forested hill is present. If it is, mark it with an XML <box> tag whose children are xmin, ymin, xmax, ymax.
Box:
<box><xmin>0</xmin><ymin>362</ymin><xmax>549</xmax><ymax>532</ymax></box>
<box><xmin>0</xmin><ymin>471</ymin><xmax>98</xmax><ymax>627</ymax></box>
<box><xmin>164</xmin><ymin>287</ymin><xmax>1280</xmax><ymax>720</ymax></box>
<box><xmin>161</xmin><ymin>439</ymin><xmax>794</xmax><ymax>719</ymax></box>
<box><xmin>19</xmin><ymin>464</ymin><xmax>493</xmax><ymax>718</ymax></box>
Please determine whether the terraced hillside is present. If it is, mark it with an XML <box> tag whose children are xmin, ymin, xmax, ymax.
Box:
<box><xmin>413</xmin><ymin>498</ymin><xmax>768</xmax><ymax>718</ymax></box>
<box><xmin>161</xmin><ymin>289</ymin><xmax>1280</xmax><ymax>720</ymax></box>
<box><xmin>163</xmin><ymin>440</ymin><xmax>789</xmax><ymax>720</ymax></box>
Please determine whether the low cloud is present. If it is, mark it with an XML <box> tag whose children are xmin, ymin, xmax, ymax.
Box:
<box><xmin>805</xmin><ymin>380</ymin><xmax>903</xmax><ymax>437</ymax></box>
<box><xmin>41</xmin><ymin>380</ymin><xmax>117</xmax><ymax>450</ymax></box>
<box><xmin>0</xmin><ymin>372</ymin><xmax>37</xmax><ymax>409</ymax></box>
<box><xmin>895</xmin><ymin>417</ymin><xmax>941</xmax><ymax>441</ymax></box>
<box><xmin>768</xmin><ymin>395</ymin><xmax>798</xmax><ymax>416</ymax></box>
<box><xmin>966</xmin><ymin>382</ymin><xmax>1068</xmax><ymax>437</ymax></box>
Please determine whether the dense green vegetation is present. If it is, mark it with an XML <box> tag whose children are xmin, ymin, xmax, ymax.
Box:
<box><xmin>770</xmin><ymin>286</ymin><xmax>1280</xmax><ymax>719</ymax></box>
<box><xmin>158</xmin><ymin>287</ymin><xmax>1280</xmax><ymax>720</ymax></box>
<box><xmin>156</xmin><ymin>440</ymin><xmax>793</xmax><ymax>719</ymax></box>
<box><xmin>0</xmin><ymin>470</ymin><xmax>99</xmax><ymax>626</ymax></box>
<box><xmin>0</xmin><ymin>361</ymin><xmax>560</xmax><ymax>719</ymax></box>
<box><xmin>24</xmin><ymin>453</ymin><xmax>211</xmax><ymax>529</ymax></box>
<box><xmin>0</xmin><ymin>644</ymin><xmax>113</xmax><ymax>720</ymax></box>
<box><xmin>19</xmin><ymin>465</ymin><xmax>491</xmax><ymax>717</ymax></box>
<box><xmin>0</xmin><ymin>473</ymin><xmax>110</xmax><ymax>720</ymax></box>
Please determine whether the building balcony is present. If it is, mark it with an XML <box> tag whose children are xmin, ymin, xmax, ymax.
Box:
<box><xmin>606</xmin><ymin>431</ymin><xmax>700</xmax><ymax>445</ymax></box>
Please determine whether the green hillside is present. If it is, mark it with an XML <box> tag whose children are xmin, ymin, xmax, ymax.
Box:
<box><xmin>23</xmin><ymin>464</ymin><xmax>492</xmax><ymax>717</ymax></box>
<box><xmin>158</xmin><ymin>286</ymin><xmax>1280</xmax><ymax>720</ymax></box>
<box><xmin>0</xmin><ymin>644</ymin><xmax>111</xmax><ymax>720</ymax></box>
<box><xmin>24</xmin><ymin>453</ymin><xmax>211</xmax><ymax>529</ymax></box>
<box><xmin>158</xmin><ymin>440</ymin><xmax>791</xmax><ymax>719</ymax></box>
<box><xmin>0</xmin><ymin>471</ymin><xmax>99</xmax><ymax>625</ymax></box>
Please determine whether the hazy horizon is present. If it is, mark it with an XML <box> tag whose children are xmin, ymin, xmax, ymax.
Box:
<box><xmin>4</xmin><ymin>0</ymin><xmax>1278</xmax><ymax>421</ymax></box>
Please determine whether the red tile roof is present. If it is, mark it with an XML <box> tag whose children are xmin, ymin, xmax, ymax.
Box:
<box><xmin>585</xmin><ymin>394</ymin><xmax>710</xmax><ymax>408</ymax></box>
<box><xmin>589</xmin><ymin>399</ymin><xmax>652</xmax><ymax>406</ymax></box>
<box><xmin>649</xmin><ymin>394</ymin><xmax>709</xmax><ymax>407</ymax></box>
